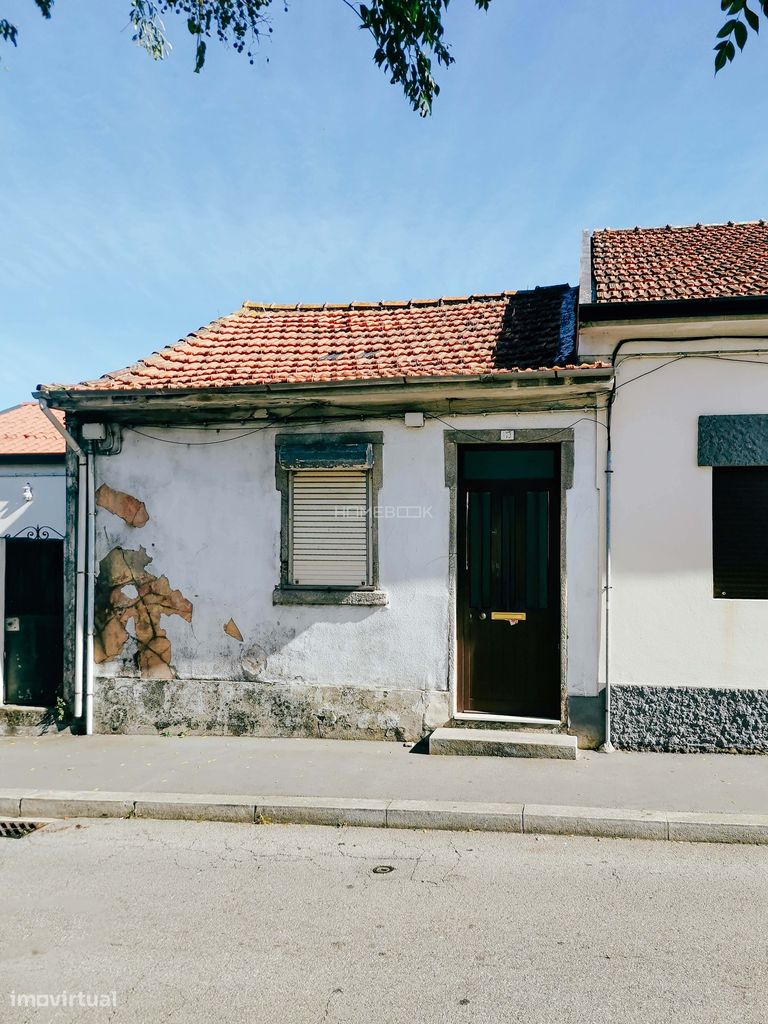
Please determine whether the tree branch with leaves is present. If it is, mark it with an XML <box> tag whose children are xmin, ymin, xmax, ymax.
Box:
<box><xmin>3</xmin><ymin>2</ymin><xmax>766</xmax><ymax>114</ymax></box>
<box><xmin>2</xmin><ymin>0</ymin><xmax>493</xmax><ymax>114</ymax></box>
<box><xmin>715</xmin><ymin>0</ymin><xmax>767</xmax><ymax>70</ymax></box>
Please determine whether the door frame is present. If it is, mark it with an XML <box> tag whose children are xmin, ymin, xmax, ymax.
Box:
<box><xmin>443</xmin><ymin>427</ymin><xmax>574</xmax><ymax>727</ymax></box>
<box><xmin>0</xmin><ymin>537</ymin><xmax>5</xmax><ymax>705</ymax></box>
<box><xmin>1</xmin><ymin>533</ymin><xmax>65</xmax><ymax>708</ymax></box>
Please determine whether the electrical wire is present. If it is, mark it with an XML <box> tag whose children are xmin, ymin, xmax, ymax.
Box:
<box><xmin>127</xmin><ymin>407</ymin><xmax>308</xmax><ymax>445</ymax></box>
<box><xmin>612</xmin><ymin>356</ymin><xmax>687</xmax><ymax>393</ymax></box>
<box><xmin>130</xmin><ymin>426</ymin><xmax>272</xmax><ymax>446</ymax></box>
<box><xmin>424</xmin><ymin>411</ymin><xmax>607</xmax><ymax>443</ymax></box>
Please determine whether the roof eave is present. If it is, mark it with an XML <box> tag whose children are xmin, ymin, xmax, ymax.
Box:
<box><xmin>35</xmin><ymin>366</ymin><xmax>613</xmax><ymax>413</ymax></box>
<box><xmin>580</xmin><ymin>294</ymin><xmax>768</xmax><ymax>324</ymax></box>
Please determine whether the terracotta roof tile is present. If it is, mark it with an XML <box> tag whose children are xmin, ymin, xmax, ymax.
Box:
<box><xmin>590</xmin><ymin>221</ymin><xmax>768</xmax><ymax>303</ymax></box>
<box><xmin>0</xmin><ymin>402</ymin><xmax>65</xmax><ymax>456</ymax></box>
<box><xmin>53</xmin><ymin>286</ymin><xmax>598</xmax><ymax>394</ymax></box>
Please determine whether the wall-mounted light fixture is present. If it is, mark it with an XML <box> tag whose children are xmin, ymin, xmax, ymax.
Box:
<box><xmin>22</xmin><ymin>483</ymin><xmax>33</xmax><ymax>502</ymax></box>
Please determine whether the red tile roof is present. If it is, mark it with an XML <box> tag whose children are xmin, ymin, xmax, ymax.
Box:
<box><xmin>52</xmin><ymin>285</ymin><xmax>599</xmax><ymax>394</ymax></box>
<box><xmin>590</xmin><ymin>221</ymin><xmax>768</xmax><ymax>303</ymax></box>
<box><xmin>0</xmin><ymin>403</ymin><xmax>65</xmax><ymax>456</ymax></box>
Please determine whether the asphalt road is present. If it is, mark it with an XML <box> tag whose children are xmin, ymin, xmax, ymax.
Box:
<box><xmin>1</xmin><ymin>820</ymin><xmax>767</xmax><ymax>1023</ymax></box>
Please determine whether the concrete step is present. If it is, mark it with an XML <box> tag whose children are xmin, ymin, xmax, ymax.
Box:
<box><xmin>429</xmin><ymin>727</ymin><xmax>578</xmax><ymax>760</ymax></box>
<box><xmin>0</xmin><ymin>705</ymin><xmax>58</xmax><ymax>738</ymax></box>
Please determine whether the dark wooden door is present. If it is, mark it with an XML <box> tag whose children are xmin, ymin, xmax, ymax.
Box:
<box><xmin>3</xmin><ymin>539</ymin><xmax>63</xmax><ymax>707</ymax></box>
<box><xmin>457</xmin><ymin>446</ymin><xmax>560</xmax><ymax>720</ymax></box>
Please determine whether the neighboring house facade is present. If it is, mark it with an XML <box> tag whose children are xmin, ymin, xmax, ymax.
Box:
<box><xmin>580</xmin><ymin>220</ymin><xmax>768</xmax><ymax>752</ymax></box>
<box><xmin>0</xmin><ymin>403</ymin><xmax>66</xmax><ymax>724</ymax></box>
<box><xmin>37</xmin><ymin>219</ymin><xmax>768</xmax><ymax>752</ymax></box>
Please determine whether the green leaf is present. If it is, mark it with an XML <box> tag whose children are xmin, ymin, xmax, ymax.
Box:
<box><xmin>194</xmin><ymin>37</ymin><xmax>206</xmax><ymax>73</ymax></box>
<box><xmin>717</xmin><ymin>18</ymin><xmax>739</xmax><ymax>36</ymax></box>
<box><xmin>734</xmin><ymin>19</ymin><xmax>748</xmax><ymax>47</ymax></box>
<box><xmin>0</xmin><ymin>18</ymin><xmax>19</xmax><ymax>45</ymax></box>
<box><xmin>744</xmin><ymin>4</ymin><xmax>760</xmax><ymax>30</ymax></box>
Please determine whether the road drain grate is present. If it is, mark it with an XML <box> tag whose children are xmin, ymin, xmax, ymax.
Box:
<box><xmin>0</xmin><ymin>820</ymin><xmax>46</xmax><ymax>839</ymax></box>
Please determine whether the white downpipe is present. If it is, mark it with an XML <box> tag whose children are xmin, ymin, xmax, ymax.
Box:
<box><xmin>74</xmin><ymin>457</ymin><xmax>87</xmax><ymax>719</ymax></box>
<box><xmin>37</xmin><ymin>400</ymin><xmax>87</xmax><ymax>724</ymax></box>
<box><xmin>601</xmin><ymin>446</ymin><xmax>614</xmax><ymax>753</ymax></box>
<box><xmin>85</xmin><ymin>450</ymin><xmax>96</xmax><ymax>735</ymax></box>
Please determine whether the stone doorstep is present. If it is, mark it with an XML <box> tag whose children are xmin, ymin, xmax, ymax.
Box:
<box><xmin>429</xmin><ymin>727</ymin><xmax>578</xmax><ymax>760</ymax></box>
<box><xmin>3</xmin><ymin>791</ymin><xmax>768</xmax><ymax>844</ymax></box>
<box><xmin>0</xmin><ymin>705</ymin><xmax>59</xmax><ymax>738</ymax></box>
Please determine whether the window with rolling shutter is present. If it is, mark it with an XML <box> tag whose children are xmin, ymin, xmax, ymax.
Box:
<box><xmin>713</xmin><ymin>467</ymin><xmax>768</xmax><ymax>599</ymax></box>
<box><xmin>289</xmin><ymin>469</ymin><xmax>371</xmax><ymax>587</ymax></box>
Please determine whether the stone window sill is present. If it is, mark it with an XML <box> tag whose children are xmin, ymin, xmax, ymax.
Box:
<box><xmin>272</xmin><ymin>587</ymin><xmax>388</xmax><ymax>607</ymax></box>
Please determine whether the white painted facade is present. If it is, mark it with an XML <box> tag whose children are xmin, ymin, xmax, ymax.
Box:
<box><xmin>580</xmin><ymin>320</ymin><xmax>768</xmax><ymax>694</ymax></box>
<box><xmin>0</xmin><ymin>463</ymin><xmax>66</xmax><ymax>541</ymax></box>
<box><xmin>92</xmin><ymin>409</ymin><xmax>603</xmax><ymax>710</ymax></box>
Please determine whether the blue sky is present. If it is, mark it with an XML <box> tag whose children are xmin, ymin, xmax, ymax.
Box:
<box><xmin>1</xmin><ymin>0</ymin><xmax>767</xmax><ymax>407</ymax></box>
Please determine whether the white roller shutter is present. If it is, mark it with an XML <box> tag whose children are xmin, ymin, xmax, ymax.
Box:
<box><xmin>289</xmin><ymin>469</ymin><xmax>371</xmax><ymax>586</ymax></box>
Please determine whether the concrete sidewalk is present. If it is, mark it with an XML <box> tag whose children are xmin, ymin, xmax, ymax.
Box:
<box><xmin>1</xmin><ymin>733</ymin><xmax>767</xmax><ymax>842</ymax></box>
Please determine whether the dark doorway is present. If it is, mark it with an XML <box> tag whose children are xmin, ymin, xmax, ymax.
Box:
<box><xmin>457</xmin><ymin>445</ymin><xmax>561</xmax><ymax>720</ymax></box>
<box><xmin>3</xmin><ymin>539</ymin><xmax>63</xmax><ymax>707</ymax></box>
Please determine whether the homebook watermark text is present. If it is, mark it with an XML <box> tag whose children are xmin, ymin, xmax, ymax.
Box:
<box><xmin>334</xmin><ymin>505</ymin><xmax>433</xmax><ymax>519</ymax></box>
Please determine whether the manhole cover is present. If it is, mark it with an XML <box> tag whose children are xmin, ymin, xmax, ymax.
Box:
<box><xmin>0</xmin><ymin>820</ymin><xmax>46</xmax><ymax>839</ymax></box>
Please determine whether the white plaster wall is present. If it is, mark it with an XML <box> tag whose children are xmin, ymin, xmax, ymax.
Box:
<box><xmin>609</xmin><ymin>342</ymin><xmax>768</xmax><ymax>690</ymax></box>
<box><xmin>0</xmin><ymin>464</ymin><xmax>65</xmax><ymax>539</ymax></box>
<box><xmin>93</xmin><ymin>411</ymin><xmax>601</xmax><ymax>697</ymax></box>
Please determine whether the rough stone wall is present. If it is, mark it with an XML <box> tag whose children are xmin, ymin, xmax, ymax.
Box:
<box><xmin>612</xmin><ymin>684</ymin><xmax>768</xmax><ymax>753</ymax></box>
<box><xmin>94</xmin><ymin>677</ymin><xmax>450</xmax><ymax>742</ymax></box>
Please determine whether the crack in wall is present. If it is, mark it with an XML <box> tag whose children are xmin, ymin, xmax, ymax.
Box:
<box><xmin>94</xmin><ymin>546</ymin><xmax>193</xmax><ymax>679</ymax></box>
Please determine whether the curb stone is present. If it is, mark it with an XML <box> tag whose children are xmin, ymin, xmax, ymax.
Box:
<box><xmin>524</xmin><ymin>804</ymin><xmax>668</xmax><ymax>841</ymax></box>
<box><xmin>256</xmin><ymin>796</ymin><xmax>388</xmax><ymax>828</ymax></box>
<box><xmin>134</xmin><ymin>794</ymin><xmax>256</xmax><ymax>823</ymax></box>
<box><xmin>0</xmin><ymin>791</ymin><xmax>23</xmax><ymax>817</ymax></box>
<box><xmin>3</xmin><ymin>790</ymin><xmax>768</xmax><ymax>845</ymax></box>
<box><xmin>666</xmin><ymin>811</ymin><xmax>768</xmax><ymax>844</ymax></box>
<box><xmin>387</xmin><ymin>800</ymin><xmax>523</xmax><ymax>832</ymax></box>
<box><xmin>20</xmin><ymin>792</ymin><xmax>135</xmax><ymax>819</ymax></box>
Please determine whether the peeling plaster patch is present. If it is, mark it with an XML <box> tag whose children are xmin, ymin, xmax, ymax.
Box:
<box><xmin>224</xmin><ymin>618</ymin><xmax>244</xmax><ymax>642</ymax></box>
<box><xmin>240</xmin><ymin>645</ymin><xmax>268</xmax><ymax>681</ymax></box>
<box><xmin>95</xmin><ymin>483</ymin><xmax>149</xmax><ymax>527</ymax></box>
<box><xmin>94</xmin><ymin>546</ymin><xmax>193</xmax><ymax>680</ymax></box>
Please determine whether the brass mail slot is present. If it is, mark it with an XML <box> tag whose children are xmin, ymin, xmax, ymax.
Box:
<box><xmin>491</xmin><ymin>611</ymin><xmax>527</xmax><ymax>622</ymax></box>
